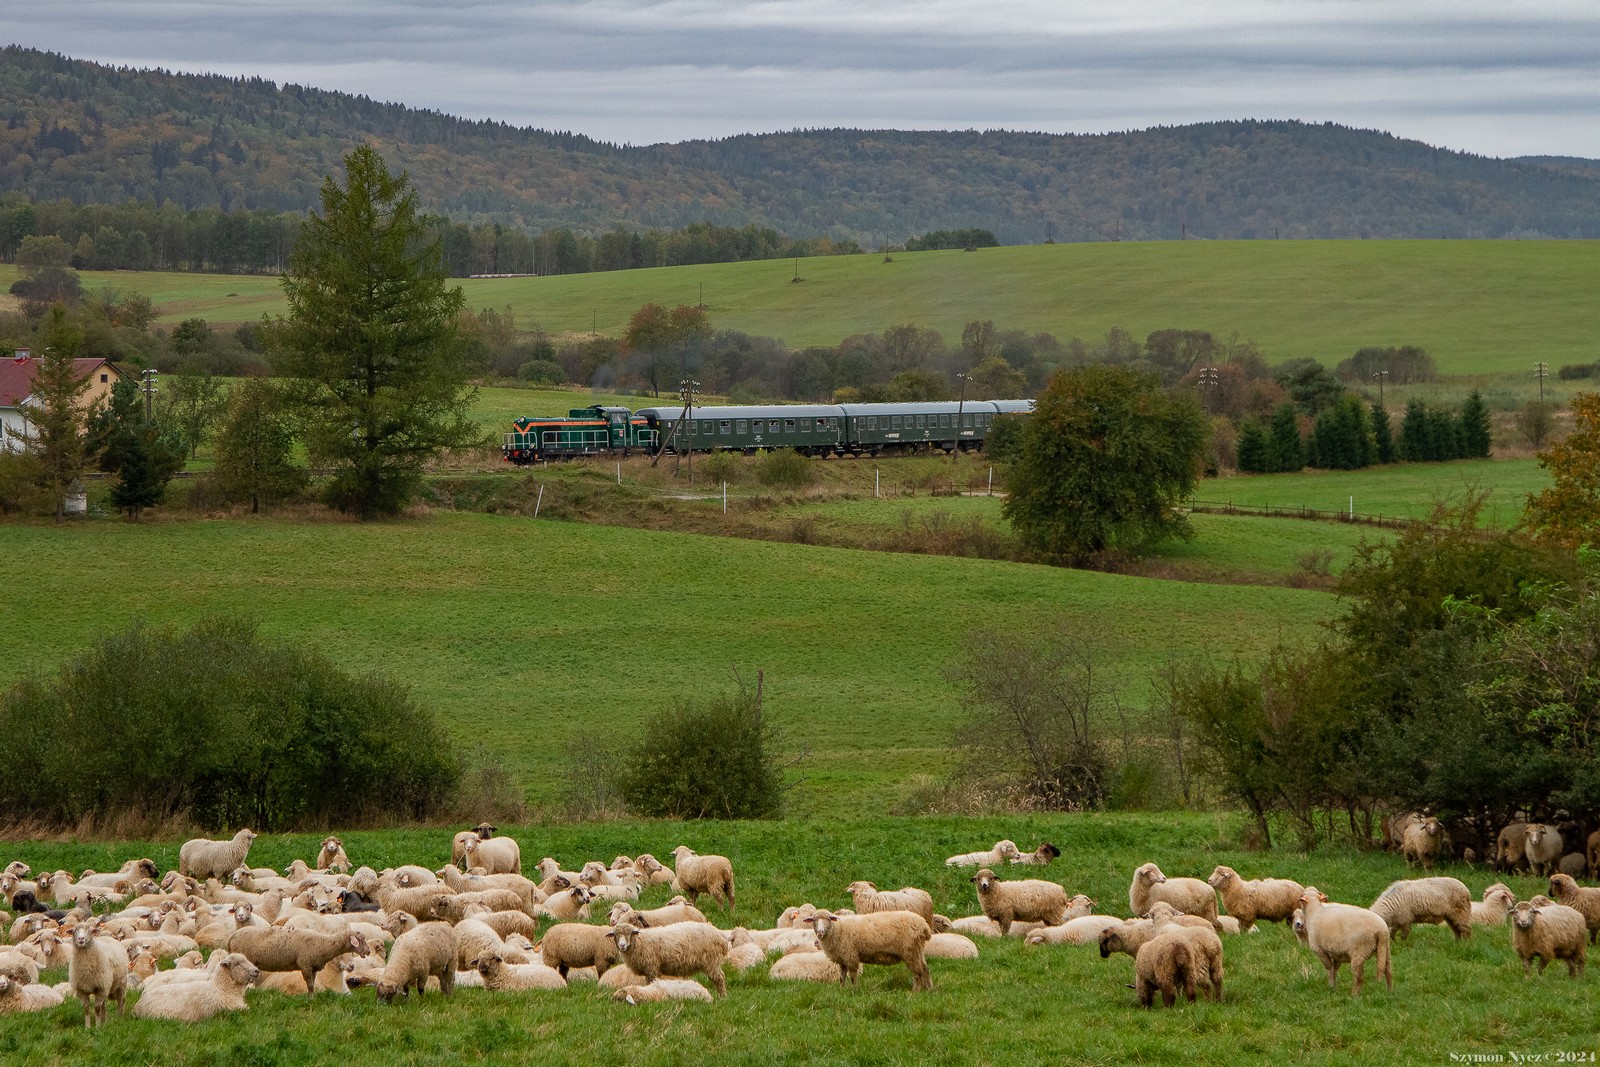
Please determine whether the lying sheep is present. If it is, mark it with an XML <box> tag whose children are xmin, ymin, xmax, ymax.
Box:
<box><xmin>669</xmin><ymin>847</ymin><xmax>735</xmax><ymax>912</ymax></box>
<box><xmin>1547</xmin><ymin>874</ymin><xmax>1600</xmax><ymax>945</ymax></box>
<box><xmin>473</xmin><ymin>949</ymin><xmax>566</xmax><ymax>991</ymax></box>
<box><xmin>178</xmin><ymin>829</ymin><xmax>257</xmax><ymax>881</ymax></box>
<box><xmin>1129</xmin><ymin>863</ymin><xmax>1219</xmax><ymax>929</ymax></box>
<box><xmin>608</xmin><ymin>900</ymin><xmax>707</xmax><ymax>928</ymax></box>
<box><xmin>768</xmin><ymin>950</ymin><xmax>843</xmax><ymax>983</ymax></box>
<box><xmin>613</xmin><ymin>979</ymin><xmax>713</xmax><ymax>1004</ymax></box>
<box><xmin>805</xmin><ymin>909</ymin><xmax>932</xmax><ymax>992</ymax></box>
<box><xmin>1298</xmin><ymin>888</ymin><xmax>1392</xmax><ymax>996</ymax></box>
<box><xmin>376</xmin><ymin>922</ymin><xmax>459</xmax><ymax>1002</ymax></box>
<box><xmin>845</xmin><ymin>881</ymin><xmax>935</xmax><ymax>924</ymax></box>
<box><xmin>0</xmin><ymin>947</ymin><xmax>40</xmax><ymax>985</ymax></box>
<box><xmin>538</xmin><ymin>923</ymin><xmax>620</xmax><ymax>979</ymax></box>
<box><xmin>0</xmin><ymin>973</ymin><xmax>64</xmax><ymax>1014</ymax></box>
<box><xmin>607</xmin><ymin>921</ymin><xmax>729</xmax><ymax>997</ymax></box>
<box><xmin>1509</xmin><ymin>900</ymin><xmax>1587</xmax><ymax>977</ymax></box>
<box><xmin>725</xmin><ymin>928</ymin><xmax>768</xmax><ymax>970</ymax></box>
<box><xmin>1026</xmin><ymin>915</ymin><xmax>1126</xmax><ymax>946</ymax></box>
<box><xmin>971</xmin><ymin>868</ymin><xmax>1068</xmax><ymax>936</ymax></box>
<box><xmin>258</xmin><ymin>955</ymin><xmax>358</xmax><ymax>996</ymax></box>
<box><xmin>1400</xmin><ymin>817</ymin><xmax>1447</xmax><ymax>870</ymax></box>
<box><xmin>1471</xmin><ymin>884</ymin><xmax>1518</xmax><ymax>926</ymax></box>
<box><xmin>1368</xmin><ymin>877</ymin><xmax>1472</xmax><ymax>941</ymax></box>
<box><xmin>1134</xmin><ymin>933</ymin><xmax>1200</xmax><ymax>1007</ymax></box>
<box><xmin>132</xmin><ymin>952</ymin><xmax>259</xmax><ymax>1021</ymax></box>
<box><xmin>535</xmin><ymin>886</ymin><xmax>593</xmax><ymax>922</ymax></box>
<box><xmin>777</xmin><ymin>904</ymin><xmax>819</xmax><ymax>929</ymax></box>
<box><xmin>944</xmin><ymin>840</ymin><xmax>1022</xmax><ymax>868</ymax></box>
<box><xmin>631</xmin><ymin>855</ymin><xmax>675</xmax><ymax>886</ymax></box>
<box><xmin>68</xmin><ymin>918</ymin><xmax>129</xmax><ymax>1028</ymax></box>
<box><xmin>227</xmin><ymin>927</ymin><xmax>370</xmax><ymax>1000</ymax></box>
<box><xmin>1524</xmin><ymin>824</ymin><xmax>1564</xmax><ymax>878</ymax></box>
<box><xmin>924</xmin><ymin>932</ymin><xmax>979</xmax><ymax>960</ymax></box>
<box><xmin>1207</xmin><ymin>866</ymin><xmax>1304</xmax><ymax>932</ymax></box>
<box><xmin>1010</xmin><ymin>843</ymin><xmax>1062</xmax><ymax>866</ymax></box>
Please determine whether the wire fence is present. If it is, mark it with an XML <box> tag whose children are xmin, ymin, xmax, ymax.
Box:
<box><xmin>1187</xmin><ymin>499</ymin><xmax>1419</xmax><ymax>530</ymax></box>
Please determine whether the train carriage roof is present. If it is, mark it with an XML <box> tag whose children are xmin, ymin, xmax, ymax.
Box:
<box><xmin>836</xmin><ymin>401</ymin><xmax>1004</xmax><ymax>417</ymax></box>
<box><xmin>636</xmin><ymin>404</ymin><xmax>848</xmax><ymax>421</ymax></box>
<box><xmin>990</xmin><ymin>399</ymin><xmax>1036</xmax><ymax>414</ymax></box>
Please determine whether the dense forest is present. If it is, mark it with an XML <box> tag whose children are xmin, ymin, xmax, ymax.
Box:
<box><xmin>3</xmin><ymin>47</ymin><xmax>1598</xmax><ymax>248</ymax></box>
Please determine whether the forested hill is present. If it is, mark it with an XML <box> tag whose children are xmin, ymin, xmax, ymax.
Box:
<box><xmin>4</xmin><ymin>46</ymin><xmax>1599</xmax><ymax>245</ymax></box>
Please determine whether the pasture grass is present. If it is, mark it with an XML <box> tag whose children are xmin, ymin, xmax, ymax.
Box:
<box><xmin>0</xmin><ymin>813</ymin><xmax>1592</xmax><ymax>1065</ymax></box>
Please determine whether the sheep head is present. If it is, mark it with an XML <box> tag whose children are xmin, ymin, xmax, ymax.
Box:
<box><xmin>1207</xmin><ymin>866</ymin><xmax>1237</xmax><ymax>890</ymax></box>
<box><xmin>804</xmin><ymin>910</ymin><xmax>838</xmax><ymax>941</ymax></box>
<box><xmin>607</xmin><ymin>922</ymin><xmax>643</xmax><ymax>953</ymax></box>
<box><xmin>70</xmin><ymin>919</ymin><xmax>101</xmax><ymax>949</ymax></box>
<box><xmin>1512</xmin><ymin>901</ymin><xmax>1541</xmax><ymax>931</ymax></box>
<box><xmin>970</xmin><ymin>868</ymin><xmax>999</xmax><ymax>893</ymax></box>
<box><xmin>1134</xmin><ymin>863</ymin><xmax>1167</xmax><ymax>887</ymax></box>
<box><xmin>995</xmin><ymin>840</ymin><xmax>1021</xmax><ymax>860</ymax></box>
<box><xmin>671</xmin><ymin>846</ymin><xmax>696</xmax><ymax>863</ymax></box>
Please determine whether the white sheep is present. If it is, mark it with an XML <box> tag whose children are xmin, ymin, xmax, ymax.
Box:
<box><xmin>1546</xmin><ymin>875</ymin><xmax>1600</xmax><ymax>945</ymax></box>
<box><xmin>970</xmin><ymin>868</ymin><xmax>1067</xmax><ymax>936</ymax></box>
<box><xmin>1206</xmin><ymin>866</ymin><xmax>1304</xmax><ymax>932</ymax></box>
<box><xmin>1368</xmin><ymin>877</ymin><xmax>1472</xmax><ymax>941</ymax></box>
<box><xmin>537</xmin><ymin>922</ymin><xmax>621</xmax><ymax>979</ymax></box>
<box><xmin>534</xmin><ymin>886</ymin><xmax>593</xmax><ymax>922</ymax></box>
<box><xmin>1524</xmin><ymin>824</ymin><xmax>1564</xmax><ymax>878</ymax></box>
<box><xmin>804</xmin><ymin>909</ymin><xmax>933</xmax><ymax>992</ymax></box>
<box><xmin>376</xmin><ymin>922</ymin><xmax>459</xmax><ymax>1002</ymax></box>
<box><xmin>1509</xmin><ymin>900</ymin><xmax>1587</xmax><ymax>977</ymax></box>
<box><xmin>472</xmin><ymin>948</ymin><xmax>567</xmax><ymax>991</ymax></box>
<box><xmin>721</xmin><ymin>928</ymin><xmax>767</xmax><ymax>970</ymax></box>
<box><xmin>669</xmin><ymin>846</ymin><xmax>735</xmax><ymax>911</ymax></box>
<box><xmin>924</xmin><ymin>932</ymin><xmax>979</xmax><ymax>959</ymax></box>
<box><xmin>315</xmin><ymin>837</ymin><xmax>350</xmax><ymax>874</ymax></box>
<box><xmin>132</xmin><ymin>952</ymin><xmax>260</xmax><ymax>1020</ymax></box>
<box><xmin>1297</xmin><ymin>888</ymin><xmax>1392</xmax><ymax>996</ymax></box>
<box><xmin>631</xmin><ymin>854</ymin><xmax>676</xmax><ymax>886</ymax></box>
<box><xmin>258</xmin><ymin>955</ymin><xmax>358</xmax><ymax>996</ymax></box>
<box><xmin>939</xmin><ymin>915</ymin><xmax>1004</xmax><ymax>939</ymax></box>
<box><xmin>613</xmin><ymin>979</ymin><xmax>713</xmax><ymax>1004</ymax></box>
<box><xmin>1400</xmin><ymin>817</ymin><xmax>1447</xmax><ymax>870</ymax></box>
<box><xmin>0</xmin><ymin>947</ymin><xmax>40</xmax><ymax>985</ymax></box>
<box><xmin>768</xmin><ymin>950</ymin><xmax>843</xmax><ymax>983</ymax></box>
<box><xmin>1471</xmin><ymin>884</ymin><xmax>1518</xmax><ymax>926</ymax></box>
<box><xmin>1129</xmin><ymin>863</ymin><xmax>1220</xmax><ymax>928</ymax></box>
<box><xmin>462</xmin><ymin>833</ymin><xmax>522</xmax><ymax>876</ymax></box>
<box><xmin>607</xmin><ymin>900</ymin><xmax>707</xmax><ymax>928</ymax></box>
<box><xmin>845</xmin><ymin>881</ymin><xmax>935</xmax><ymax>924</ymax></box>
<box><xmin>178</xmin><ymin>830</ymin><xmax>257</xmax><ymax>881</ymax></box>
<box><xmin>606</xmin><ymin>921</ymin><xmax>729</xmax><ymax>997</ymax></box>
<box><xmin>67</xmin><ymin>918</ymin><xmax>130</xmax><ymax>1027</ymax></box>
<box><xmin>1098</xmin><ymin>918</ymin><xmax>1158</xmax><ymax>959</ymax></box>
<box><xmin>447</xmin><ymin>918</ymin><xmax>508</xmax><ymax>971</ymax></box>
<box><xmin>226</xmin><ymin>926</ymin><xmax>370</xmax><ymax>999</ymax></box>
<box><xmin>944</xmin><ymin>840</ymin><xmax>1022</xmax><ymax>867</ymax></box>
<box><xmin>1026</xmin><ymin>915</ymin><xmax>1126</xmax><ymax>946</ymax></box>
<box><xmin>0</xmin><ymin>973</ymin><xmax>64</xmax><ymax>1014</ymax></box>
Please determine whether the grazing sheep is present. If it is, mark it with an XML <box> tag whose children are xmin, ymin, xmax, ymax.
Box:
<box><xmin>805</xmin><ymin>909</ymin><xmax>933</xmax><ymax>992</ymax></box>
<box><xmin>473</xmin><ymin>949</ymin><xmax>567</xmax><ymax>991</ymax></box>
<box><xmin>613</xmin><ymin>979</ymin><xmax>713</xmax><ymax>1004</ymax></box>
<box><xmin>606</xmin><ymin>921</ymin><xmax>729</xmax><ymax>997</ymax></box>
<box><xmin>315</xmin><ymin>837</ymin><xmax>350</xmax><ymax>874</ymax></box>
<box><xmin>768</xmin><ymin>950</ymin><xmax>843</xmax><ymax>983</ymax></box>
<box><xmin>444</xmin><ymin>918</ymin><xmax>506</xmax><ymax>971</ymax></box>
<box><xmin>1400</xmin><ymin>817</ymin><xmax>1447</xmax><ymax>871</ymax></box>
<box><xmin>607</xmin><ymin>900</ymin><xmax>707</xmax><ymax>928</ymax></box>
<box><xmin>1509</xmin><ymin>900</ymin><xmax>1587</xmax><ymax>977</ymax></box>
<box><xmin>67</xmin><ymin>919</ymin><xmax>130</xmax><ymax>1027</ymax></box>
<box><xmin>376</xmin><ymin>922</ymin><xmax>459</xmax><ymax>1003</ymax></box>
<box><xmin>1207</xmin><ymin>866</ymin><xmax>1305</xmax><ymax>932</ymax></box>
<box><xmin>1026</xmin><ymin>915</ymin><xmax>1126</xmax><ymax>946</ymax></box>
<box><xmin>1471</xmin><ymin>884</ymin><xmax>1518</xmax><ymax>926</ymax></box>
<box><xmin>1369</xmin><ymin>877</ymin><xmax>1472</xmax><ymax>941</ymax></box>
<box><xmin>1130</xmin><ymin>864</ymin><xmax>1220</xmax><ymax>928</ymax></box>
<box><xmin>1145</xmin><ymin>905</ymin><xmax>1224</xmax><ymax>999</ymax></box>
<box><xmin>1547</xmin><ymin>874</ymin><xmax>1600</xmax><ymax>944</ymax></box>
<box><xmin>178</xmin><ymin>830</ymin><xmax>257</xmax><ymax>881</ymax></box>
<box><xmin>669</xmin><ymin>847</ymin><xmax>735</xmax><ymax>912</ymax></box>
<box><xmin>845</xmin><ymin>881</ymin><xmax>935</xmax><ymax>924</ymax></box>
<box><xmin>1297</xmin><ymin>888</ymin><xmax>1392</xmax><ymax>996</ymax></box>
<box><xmin>944</xmin><ymin>840</ymin><xmax>1022</xmax><ymax>867</ymax></box>
<box><xmin>462</xmin><ymin>834</ymin><xmax>522</xmax><ymax>876</ymax></box>
<box><xmin>1010</xmin><ymin>843</ymin><xmax>1062</xmax><ymax>866</ymax></box>
<box><xmin>0</xmin><ymin>973</ymin><xmax>64</xmax><ymax>1014</ymax></box>
<box><xmin>538</xmin><ymin>923</ymin><xmax>621</xmax><ymax>979</ymax></box>
<box><xmin>970</xmin><ymin>868</ymin><xmax>1068</xmax><ymax>936</ymax></box>
<box><xmin>1134</xmin><ymin>933</ymin><xmax>1199</xmax><ymax>1007</ymax></box>
<box><xmin>924</xmin><ymin>932</ymin><xmax>979</xmax><ymax>959</ymax></box>
<box><xmin>1496</xmin><ymin>821</ymin><xmax>1529</xmax><ymax>872</ymax></box>
<box><xmin>1524</xmin><ymin>824</ymin><xmax>1564</xmax><ymax>878</ymax></box>
<box><xmin>132</xmin><ymin>952</ymin><xmax>259</xmax><ymax>1021</ymax></box>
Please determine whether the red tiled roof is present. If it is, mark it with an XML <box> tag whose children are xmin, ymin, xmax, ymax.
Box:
<box><xmin>0</xmin><ymin>357</ymin><xmax>111</xmax><ymax>407</ymax></box>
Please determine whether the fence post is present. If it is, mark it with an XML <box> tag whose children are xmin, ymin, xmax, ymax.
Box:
<box><xmin>534</xmin><ymin>484</ymin><xmax>544</xmax><ymax>518</ymax></box>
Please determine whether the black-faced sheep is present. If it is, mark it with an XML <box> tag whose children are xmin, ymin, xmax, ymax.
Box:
<box><xmin>1010</xmin><ymin>843</ymin><xmax>1062</xmax><ymax>866</ymax></box>
<box><xmin>970</xmin><ymin>868</ymin><xmax>1068</xmax><ymax>936</ymax></box>
<box><xmin>1400</xmin><ymin>817</ymin><xmax>1447</xmax><ymax>870</ymax></box>
<box><xmin>606</xmin><ymin>921</ymin><xmax>729</xmax><ymax>997</ymax></box>
<box><xmin>1509</xmin><ymin>900</ymin><xmax>1587</xmax><ymax>977</ymax></box>
<box><xmin>1547</xmin><ymin>874</ymin><xmax>1600</xmax><ymax>945</ymax></box>
<box><xmin>1368</xmin><ymin>877</ymin><xmax>1472</xmax><ymax>941</ymax></box>
<box><xmin>1297</xmin><ymin>888</ymin><xmax>1392</xmax><ymax>996</ymax></box>
<box><xmin>1206</xmin><ymin>866</ymin><xmax>1304</xmax><ymax>932</ymax></box>
<box><xmin>178</xmin><ymin>829</ymin><xmax>257</xmax><ymax>881</ymax></box>
<box><xmin>67</xmin><ymin>918</ymin><xmax>130</xmax><ymax>1027</ymax></box>
<box><xmin>131</xmin><ymin>952</ymin><xmax>260</xmax><ymax>1020</ymax></box>
<box><xmin>1134</xmin><ymin>932</ymin><xmax>1199</xmax><ymax>1007</ymax></box>
<box><xmin>845</xmin><ymin>881</ymin><xmax>934</xmax><ymax>924</ymax></box>
<box><xmin>669</xmin><ymin>847</ymin><xmax>735</xmax><ymax>911</ymax></box>
<box><xmin>804</xmin><ymin>909</ymin><xmax>932</xmax><ymax>992</ymax></box>
<box><xmin>944</xmin><ymin>840</ymin><xmax>1022</xmax><ymax>867</ymax></box>
<box><xmin>1129</xmin><ymin>863</ymin><xmax>1220</xmax><ymax>928</ymax></box>
<box><xmin>376</xmin><ymin>922</ymin><xmax>459</xmax><ymax>1002</ymax></box>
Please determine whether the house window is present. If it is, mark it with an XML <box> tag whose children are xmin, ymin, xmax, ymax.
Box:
<box><xmin>100</xmin><ymin>373</ymin><xmax>108</xmax><ymax>383</ymax></box>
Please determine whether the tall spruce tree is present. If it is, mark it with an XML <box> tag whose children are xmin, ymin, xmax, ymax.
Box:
<box><xmin>88</xmin><ymin>375</ymin><xmax>183</xmax><ymax>519</ymax></box>
<box><xmin>1371</xmin><ymin>401</ymin><xmax>1395</xmax><ymax>463</ymax></box>
<box><xmin>1236</xmin><ymin>417</ymin><xmax>1271</xmax><ymax>473</ymax></box>
<box><xmin>271</xmin><ymin>145</ymin><xmax>483</xmax><ymax>518</ymax></box>
<box><xmin>1269</xmin><ymin>403</ymin><xmax>1304</xmax><ymax>472</ymax></box>
<box><xmin>1460</xmin><ymin>390</ymin><xmax>1493</xmax><ymax>458</ymax></box>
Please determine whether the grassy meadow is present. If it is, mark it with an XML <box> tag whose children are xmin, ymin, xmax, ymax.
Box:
<box><xmin>0</xmin><ymin>815</ymin><xmax>1593</xmax><ymax>1065</ymax></box>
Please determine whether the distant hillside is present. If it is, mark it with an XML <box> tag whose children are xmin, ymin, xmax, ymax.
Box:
<box><xmin>3</xmin><ymin>46</ymin><xmax>1599</xmax><ymax>245</ymax></box>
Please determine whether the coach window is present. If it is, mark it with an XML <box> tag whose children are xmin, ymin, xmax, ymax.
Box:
<box><xmin>915</xmin><ymin>415</ymin><xmax>924</xmax><ymax>428</ymax></box>
<box><xmin>737</xmin><ymin>420</ymin><xmax>748</xmax><ymax>434</ymax></box>
<box><xmin>891</xmin><ymin>416</ymin><xmax>901</xmax><ymax>429</ymax></box>
<box><xmin>720</xmin><ymin>421</ymin><xmax>731</xmax><ymax>434</ymax></box>
<box><xmin>784</xmin><ymin>419</ymin><xmax>796</xmax><ymax>433</ymax></box>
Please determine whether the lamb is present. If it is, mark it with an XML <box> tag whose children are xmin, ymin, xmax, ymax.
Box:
<box><xmin>178</xmin><ymin>829</ymin><xmax>257</xmax><ymax>881</ymax></box>
<box><xmin>472</xmin><ymin>948</ymin><xmax>566</xmax><ymax>991</ymax></box>
<box><xmin>376</xmin><ymin>922</ymin><xmax>459</xmax><ymax>1002</ymax></box>
<box><xmin>768</xmin><ymin>950</ymin><xmax>844</xmax><ymax>983</ymax></box>
<box><xmin>227</xmin><ymin>926</ymin><xmax>371</xmax><ymax>1000</ymax></box>
<box><xmin>924</xmin><ymin>932</ymin><xmax>979</xmax><ymax>960</ymax></box>
<box><xmin>1368</xmin><ymin>877</ymin><xmax>1472</xmax><ymax>941</ymax></box>
<box><xmin>462</xmin><ymin>833</ymin><xmax>522</xmax><ymax>876</ymax></box>
<box><xmin>845</xmin><ymin>881</ymin><xmax>935</xmax><ymax>924</ymax></box>
<box><xmin>1026</xmin><ymin>915</ymin><xmax>1126</xmax><ymax>946</ymax></box>
<box><xmin>132</xmin><ymin>952</ymin><xmax>260</xmax><ymax>1020</ymax></box>
<box><xmin>67</xmin><ymin>918</ymin><xmax>130</xmax><ymax>1027</ymax></box>
<box><xmin>669</xmin><ymin>846</ymin><xmax>735</xmax><ymax>911</ymax></box>
<box><xmin>606</xmin><ymin>921</ymin><xmax>729</xmax><ymax>997</ymax></box>
<box><xmin>804</xmin><ymin>909</ymin><xmax>933</xmax><ymax>992</ymax></box>
<box><xmin>970</xmin><ymin>868</ymin><xmax>1067</xmax><ymax>936</ymax></box>
<box><xmin>1206</xmin><ymin>866</ymin><xmax>1305</xmax><ymax>932</ymax></box>
<box><xmin>1134</xmin><ymin>933</ymin><xmax>1200</xmax><ymax>1007</ymax></box>
<box><xmin>612</xmin><ymin>979</ymin><xmax>713</xmax><ymax>1004</ymax></box>
<box><xmin>534</xmin><ymin>886</ymin><xmax>593</xmax><ymax>922</ymax></box>
<box><xmin>537</xmin><ymin>922</ymin><xmax>621</xmax><ymax>979</ymax></box>
<box><xmin>315</xmin><ymin>837</ymin><xmax>350</xmax><ymax>874</ymax></box>
<box><xmin>607</xmin><ymin>900</ymin><xmax>708</xmax><ymax>928</ymax></box>
<box><xmin>1524</xmin><ymin>823</ymin><xmax>1564</xmax><ymax>878</ymax></box>
<box><xmin>258</xmin><ymin>955</ymin><xmax>358</xmax><ymax>996</ymax></box>
<box><xmin>1547</xmin><ymin>874</ymin><xmax>1600</xmax><ymax>944</ymax></box>
<box><xmin>1400</xmin><ymin>817</ymin><xmax>1447</xmax><ymax>870</ymax></box>
<box><xmin>1471</xmin><ymin>884</ymin><xmax>1518</xmax><ymax>926</ymax></box>
<box><xmin>1129</xmin><ymin>863</ymin><xmax>1220</xmax><ymax>928</ymax></box>
<box><xmin>1509</xmin><ymin>900</ymin><xmax>1587</xmax><ymax>977</ymax></box>
<box><xmin>1010</xmin><ymin>843</ymin><xmax>1062</xmax><ymax>866</ymax></box>
<box><xmin>944</xmin><ymin>840</ymin><xmax>1022</xmax><ymax>867</ymax></box>
<box><xmin>0</xmin><ymin>973</ymin><xmax>64</xmax><ymax>1014</ymax></box>
<box><xmin>1297</xmin><ymin>888</ymin><xmax>1392</xmax><ymax>996</ymax></box>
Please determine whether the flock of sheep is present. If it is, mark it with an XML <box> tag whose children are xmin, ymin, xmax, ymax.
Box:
<box><xmin>2</xmin><ymin>819</ymin><xmax>1598</xmax><ymax>1025</ymax></box>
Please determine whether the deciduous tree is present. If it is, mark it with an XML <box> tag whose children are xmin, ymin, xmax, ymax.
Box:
<box><xmin>212</xmin><ymin>377</ymin><xmax>304</xmax><ymax>513</ymax></box>
<box><xmin>1523</xmin><ymin>393</ymin><xmax>1600</xmax><ymax>547</ymax></box>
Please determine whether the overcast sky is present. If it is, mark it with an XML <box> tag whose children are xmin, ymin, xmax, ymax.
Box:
<box><xmin>5</xmin><ymin>1</ymin><xmax>1597</xmax><ymax>158</ymax></box>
